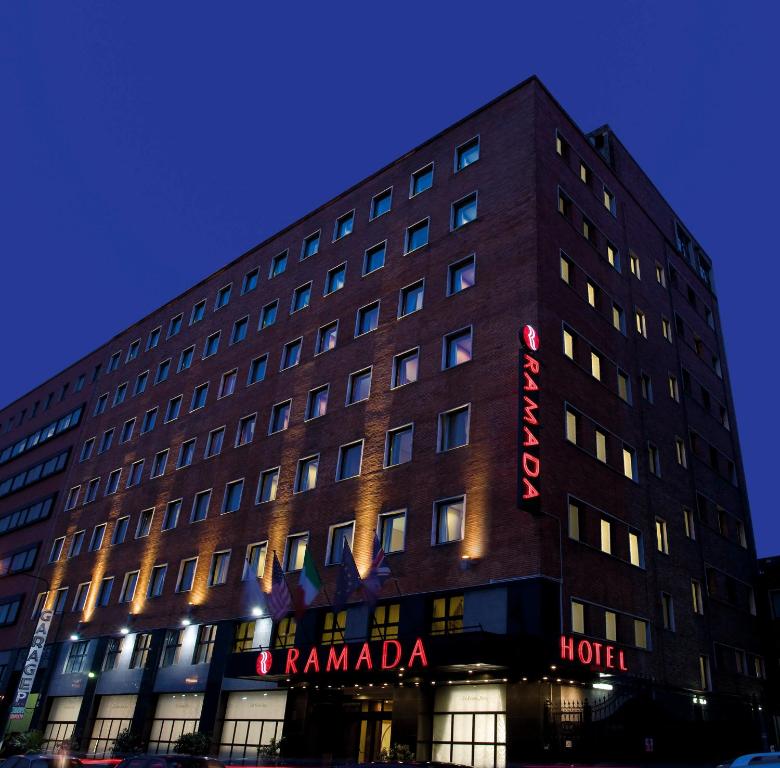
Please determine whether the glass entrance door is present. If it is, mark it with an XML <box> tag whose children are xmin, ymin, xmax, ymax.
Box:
<box><xmin>356</xmin><ymin>700</ymin><xmax>392</xmax><ymax>761</ymax></box>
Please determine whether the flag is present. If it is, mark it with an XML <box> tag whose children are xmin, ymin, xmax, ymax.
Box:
<box><xmin>363</xmin><ymin>534</ymin><xmax>392</xmax><ymax>605</ymax></box>
<box><xmin>267</xmin><ymin>553</ymin><xmax>292</xmax><ymax>621</ymax></box>
<box><xmin>295</xmin><ymin>549</ymin><xmax>322</xmax><ymax>617</ymax></box>
<box><xmin>242</xmin><ymin>555</ymin><xmax>268</xmax><ymax>616</ymax></box>
<box><xmin>333</xmin><ymin>541</ymin><xmax>362</xmax><ymax>611</ymax></box>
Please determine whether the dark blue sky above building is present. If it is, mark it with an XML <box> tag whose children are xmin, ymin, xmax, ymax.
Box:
<box><xmin>1</xmin><ymin>2</ymin><xmax>777</xmax><ymax>553</ymax></box>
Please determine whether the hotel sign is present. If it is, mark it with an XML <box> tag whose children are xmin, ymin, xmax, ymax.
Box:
<box><xmin>519</xmin><ymin>325</ymin><xmax>541</xmax><ymax>513</ymax></box>
<box><xmin>559</xmin><ymin>635</ymin><xmax>628</xmax><ymax>672</ymax></box>
<box><xmin>256</xmin><ymin>638</ymin><xmax>429</xmax><ymax>676</ymax></box>
<box><xmin>9</xmin><ymin>608</ymin><xmax>54</xmax><ymax>720</ymax></box>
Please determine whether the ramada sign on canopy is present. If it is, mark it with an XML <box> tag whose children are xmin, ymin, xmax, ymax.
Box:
<box><xmin>256</xmin><ymin>637</ymin><xmax>429</xmax><ymax>676</ymax></box>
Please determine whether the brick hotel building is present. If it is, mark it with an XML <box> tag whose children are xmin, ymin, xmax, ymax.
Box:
<box><xmin>0</xmin><ymin>76</ymin><xmax>767</xmax><ymax>764</ymax></box>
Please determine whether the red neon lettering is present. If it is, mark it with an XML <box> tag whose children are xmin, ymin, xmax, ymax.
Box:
<box><xmin>303</xmin><ymin>647</ymin><xmax>320</xmax><ymax>673</ymax></box>
<box><xmin>618</xmin><ymin>650</ymin><xmax>628</xmax><ymax>672</ymax></box>
<box><xmin>326</xmin><ymin>645</ymin><xmax>348</xmax><ymax>672</ymax></box>
<box><xmin>523</xmin><ymin>396</ymin><xmax>539</xmax><ymax>425</ymax></box>
<box><xmin>381</xmin><ymin>640</ymin><xmax>402</xmax><ymax>670</ymax></box>
<box><xmin>355</xmin><ymin>642</ymin><xmax>373</xmax><ymax>670</ymax></box>
<box><xmin>523</xmin><ymin>371</ymin><xmax>539</xmax><ymax>391</ymax></box>
<box><xmin>523</xmin><ymin>354</ymin><xmax>540</xmax><ymax>374</ymax></box>
<box><xmin>560</xmin><ymin>635</ymin><xmax>574</xmax><ymax>661</ymax></box>
<box><xmin>522</xmin><ymin>426</ymin><xmax>539</xmax><ymax>447</ymax></box>
<box><xmin>407</xmin><ymin>637</ymin><xmax>429</xmax><ymax>668</ymax></box>
<box><xmin>577</xmin><ymin>640</ymin><xmax>593</xmax><ymax>665</ymax></box>
<box><xmin>522</xmin><ymin>453</ymin><xmax>540</xmax><ymax>478</ymax></box>
<box><xmin>285</xmin><ymin>648</ymin><xmax>300</xmax><ymax>674</ymax></box>
<box><xmin>605</xmin><ymin>645</ymin><xmax>615</xmax><ymax>669</ymax></box>
<box><xmin>592</xmin><ymin>642</ymin><xmax>603</xmax><ymax>667</ymax></box>
<box><xmin>522</xmin><ymin>478</ymin><xmax>540</xmax><ymax>500</ymax></box>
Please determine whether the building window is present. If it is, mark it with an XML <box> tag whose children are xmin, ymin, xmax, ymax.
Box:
<box><xmin>385</xmin><ymin>425</ymin><xmax>413</xmax><ymax>467</ymax></box>
<box><xmin>371</xmin><ymin>603</ymin><xmax>400</xmax><ymax>640</ymax></box>
<box><xmin>604</xmin><ymin>610</ymin><xmax>617</xmax><ymax>642</ymax></box>
<box><xmin>257</xmin><ymin>467</ymin><xmax>279</xmax><ymax>504</ymax></box>
<box><xmin>398</xmin><ymin>280</ymin><xmax>424</xmax><ymax>318</ymax></box>
<box><xmin>590</xmin><ymin>350</ymin><xmax>602</xmax><ymax>381</ymax></box>
<box><xmin>379</xmin><ymin>511</ymin><xmax>406</xmax><ymax>553</ymax></box>
<box><xmin>392</xmin><ymin>348</ymin><xmax>419</xmax><ymax>388</ymax></box>
<box><xmin>691</xmin><ymin>579</ymin><xmax>704</xmax><ymax>614</ymax></box>
<box><xmin>431</xmin><ymin>595</ymin><xmax>463</xmax><ymax>635</ymax></box>
<box><xmin>370</xmin><ymin>187</ymin><xmax>392</xmax><ymax>219</ymax></box>
<box><xmin>438</xmin><ymin>405</ymin><xmax>470</xmax><ymax>451</ymax></box>
<box><xmin>324</xmin><ymin>262</ymin><xmax>346</xmax><ymax>294</ymax></box>
<box><xmin>204</xmin><ymin>427</ymin><xmax>225</xmax><ymax>458</ymax></box>
<box><xmin>321</xmin><ymin>610</ymin><xmax>347</xmax><ymax>645</ymax></box>
<box><xmin>136</xmin><ymin>508</ymin><xmax>154</xmax><ymax>538</ymax></box>
<box><xmin>162</xmin><ymin>499</ymin><xmax>182</xmax><ymax>531</ymax></box>
<box><xmin>270</xmin><ymin>250</ymin><xmax>287</xmax><ymax>278</ymax></box>
<box><xmin>85</xmin><ymin>478</ymin><xmax>100</xmax><ymax>503</ymax></box>
<box><xmin>565</xmin><ymin>408</ymin><xmax>578</xmax><ymax>444</ymax></box>
<box><xmin>281</xmin><ymin>338</ymin><xmax>302</xmax><ymax>370</ymax></box>
<box><xmin>301</xmin><ymin>231</ymin><xmax>320</xmax><ymax>260</ymax></box>
<box><xmin>231</xmin><ymin>316</ymin><xmax>248</xmax><ymax>344</ymax></box>
<box><xmin>248</xmin><ymin>355</ymin><xmax>267</xmax><ymax>385</ymax></box>
<box><xmin>595</xmin><ymin>430</ymin><xmax>607</xmax><ymax>463</ymax></box>
<box><xmin>89</xmin><ymin>524</ymin><xmax>106</xmax><ymax>551</ymax></box>
<box><xmin>148</xmin><ymin>565</ymin><xmax>167</xmax><ymax>598</ymax></box>
<box><xmin>233</xmin><ymin>621</ymin><xmax>255</xmax><ymax>652</ymax></box>
<box><xmin>126</xmin><ymin>460</ymin><xmax>144</xmax><ymax>488</ymax></box>
<box><xmin>640</xmin><ymin>373</ymin><xmax>653</xmax><ymax>402</ymax></box>
<box><xmin>600</xmin><ymin>519</ymin><xmax>612</xmax><ymax>554</ymax></box>
<box><xmin>612</xmin><ymin>303</ymin><xmax>626</xmax><ymax>333</ymax></box>
<box><xmin>160</xmin><ymin>629</ymin><xmax>182</xmax><ymax>667</ymax></box>
<box><xmin>291</xmin><ymin>282</ymin><xmax>312</xmax><ymax>313</ymax></box>
<box><xmin>629</xmin><ymin>531</ymin><xmax>642</xmax><ymax>567</ymax></box>
<box><xmin>176</xmin><ymin>558</ymin><xmax>198</xmax><ymax>592</ymax></box>
<box><xmin>356</xmin><ymin>301</ymin><xmax>380</xmax><ymax>336</ymax></box>
<box><xmin>111</xmin><ymin>517</ymin><xmax>129</xmax><ymax>545</ymax></box>
<box><xmin>96</xmin><ymin>577</ymin><xmax>114</xmax><ymax>606</ymax></box>
<box><xmin>634</xmin><ymin>309</ymin><xmax>647</xmax><ymax>338</ymax></box>
<box><xmin>242</xmin><ymin>268</ymin><xmax>259</xmax><ymax>294</ymax></box>
<box><xmin>164</xmin><ymin>396</ymin><xmax>182</xmax><ymax>423</ymax></box>
<box><xmin>215</xmin><ymin>284</ymin><xmax>232</xmax><ymax>310</ymax></box>
<box><xmin>203</xmin><ymin>332</ymin><xmax>220</xmax><ymax>358</ymax></box>
<box><xmin>305</xmin><ymin>385</ymin><xmax>329</xmax><ymax>420</ymax></box>
<box><xmin>684</xmin><ymin>507</ymin><xmax>696</xmax><ymax>540</ymax></box>
<box><xmin>347</xmin><ymin>368</ymin><xmax>372</xmax><ymax>405</ymax></box>
<box><xmin>675</xmin><ymin>437</ymin><xmax>687</xmax><ymax>467</ymax></box>
<box><xmin>193</xmin><ymin>624</ymin><xmax>217</xmax><ymax>664</ymax></box>
<box><xmin>607</xmin><ymin>243</ymin><xmax>620</xmax><ymax>270</ymax></box>
<box><xmin>49</xmin><ymin>537</ymin><xmax>64</xmax><ymax>563</ymax></box>
<box><xmin>155</xmin><ymin>359</ymin><xmax>170</xmax><ymax>384</ymax></box>
<box><xmin>629</xmin><ymin>252</ymin><xmax>641</xmax><ymax>278</ymax></box>
<box><xmin>336</xmin><ymin>441</ymin><xmax>363</xmax><ymax>481</ymax></box>
<box><xmin>411</xmin><ymin>163</ymin><xmax>433</xmax><ymax>196</ymax></box>
<box><xmin>563</xmin><ymin>329</ymin><xmax>574</xmax><ymax>359</ymax></box>
<box><xmin>191</xmin><ymin>490</ymin><xmax>211</xmax><ymax>523</ymax></box>
<box><xmin>113</xmin><ymin>383</ymin><xmax>127</xmax><ymax>407</ymax></box>
<box><xmin>586</xmin><ymin>281</ymin><xmax>599</xmax><ymax>309</ymax></box>
<box><xmin>327</xmin><ymin>522</ymin><xmax>354</xmax><ymax>565</ymax></box>
<box><xmin>655</xmin><ymin>264</ymin><xmax>667</xmax><ymax>287</ymax></box>
<box><xmin>617</xmin><ymin>370</ymin><xmax>631</xmax><ymax>403</ymax></box>
<box><xmin>208</xmin><ymin>551</ymin><xmax>231</xmax><ymax>586</ymax></box>
<box><xmin>661</xmin><ymin>317</ymin><xmax>673</xmax><ymax>343</ymax></box>
<box><xmin>363</xmin><ymin>241</ymin><xmax>386</xmax><ymax>275</ymax></box>
<box><xmin>285</xmin><ymin>533</ymin><xmax>308</xmax><ymax>571</ymax></box>
<box><xmin>108</xmin><ymin>351</ymin><xmax>121</xmax><ymax>372</ymax></box>
<box><xmin>151</xmin><ymin>450</ymin><xmax>168</xmax><ymax>478</ymax></box>
<box><xmin>456</xmin><ymin>136</ymin><xmax>479</xmax><ymax>170</ymax></box>
<box><xmin>119</xmin><ymin>570</ymin><xmax>139</xmax><ymax>603</ymax></box>
<box><xmin>568</xmin><ymin>503</ymin><xmax>580</xmax><ymax>540</ymax></box>
<box><xmin>274</xmin><ymin>617</ymin><xmax>297</xmax><ymax>649</ymax></box>
<box><xmin>405</xmin><ymin>219</ymin><xmax>429</xmax><ymax>253</ymax></box>
<box><xmin>94</xmin><ymin>394</ymin><xmax>108</xmax><ymax>416</ymax></box>
<box><xmin>53</xmin><ymin>587</ymin><xmax>68</xmax><ymax>614</ymax></box>
<box><xmin>64</xmin><ymin>641</ymin><xmax>90</xmax><ymax>674</ymax></box>
<box><xmin>177</xmin><ymin>438</ymin><xmax>196</xmax><ymax>468</ymax></box>
<box><xmin>168</xmin><ymin>314</ymin><xmax>183</xmax><ymax>338</ymax></box>
<box><xmin>443</xmin><ymin>327</ymin><xmax>473</xmax><ymax>369</ymax></box>
<box><xmin>661</xmin><ymin>593</ymin><xmax>675</xmax><ymax>631</ymax></box>
<box><xmin>452</xmin><ymin>192</ymin><xmax>477</xmax><ymax>229</ymax></box>
<box><xmin>622</xmin><ymin>446</ymin><xmax>637</xmax><ymax>480</ymax></box>
<box><xmin>655</xmin><ymin>518</ymin><xmax>669</xmax><ymax>554</ymax></box>
<box><xmin>189</xmin><ymin>384</ymin><xmax>208</xmax><ymax>412</ymax></box>
<box><xmin>571</xmin><ymin>601</ymin><xmax>585</xmax><ymax>634</ymax></box>
<box><xmin>699</xmin><ymin>655</ymin><xmax>712</xmax><ymax>690</ymax></box>
<box><xmin>269</xmin><ymin>400</ymin><xmax>292</xmax><ymax>434</ymax></box>
<box><xmin>634</xmin><ymin>619</ymin><xmax>649</xmax><ymax>649</ymax></box>
<box><xmin>603</xmin><ymin>186</ymin><xmax>616</xmax><ymax>214</ymax></box>
<box><xmin>244</xmin><ymin>541</ymin><xmax>268</xmax><ymax>580</ymax></box>
<box><xmin>668</xmin><ymin>375</ymin><xmax>679</xmax><ymax>402</ymax></box>
<box><xmin>72</xmin><ymin>582</ymin><xmax>90</xmax><ymax>613</ymax></box>
<box><xmin>433</xmin><ymin>496</ymin><xmax>465</xmax><ymax>544</ymax></box>
<box><xmin>448</xmin><ymin>254</ymin><xmax>475</xmax><ymax>295</ymax></box>
<box><xmin>647</xmin><ymin>443</ymin><xmax>660</xmax><ymax>476</ymax></box>
<box><xmin>558</xmin><ymin>190</ymin><xmax>571</xmax><ymax>217</ymax></box>
<box><xmin>260</xmin><ymin>300</ymin><xmax>278</xmax><ymax>329</ymax></box>
<box><xmin>334</xmin><ymin>210</ymin><xmax>354</xmax><ymax>240</ymax></box>
<box><xmin>236</xmin><ymin>415</ymin><xmax>256</xmax><ymax>447</ymax></box>
<box><xmin>223</xmin><ymin>480</ymin><xmax>244</xmax><ymax>513</ymax></box>
<box><xmin>316</xmin><ymin>321</ymin><xmax>338</xmax><ymax>354</ymax></box>
<box><xmin>80</xmin><ymin>439</ymin><xmax>95</xmax><ymax>462</ymax></box>
<box><xmin>294</xmin><ymin>456</ymin><xmax>319</xmax><ymax>493</ymax></box>
<box><xmin>560</xmin><ymin>253</ymin><xmax>571</xmax><ymax>284</ymax></box>
<box><xmin>555</xmin><ymin>131</ymin><xmax>568</xmax><ymax>158</ymax></box>
<box><xmin>178</xmin><ymin>346</ymin><xmax>194</xmax><ymax>372</ymax></box>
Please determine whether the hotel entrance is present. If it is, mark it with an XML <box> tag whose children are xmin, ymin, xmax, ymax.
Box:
<box><xmin>346</xmin><ymin>696</ymin><xmax>392</xmax><ymax>761</ymax></box>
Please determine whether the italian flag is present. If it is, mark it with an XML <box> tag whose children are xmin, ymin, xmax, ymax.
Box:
<box><xmin>296</xmin><ymin>549</ymin><xmax>322</xmax><ymax>614</ymax></box>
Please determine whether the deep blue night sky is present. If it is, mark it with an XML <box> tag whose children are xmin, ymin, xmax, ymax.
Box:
<box><xmin>1</xmin><ymin>3</ymin><xmax>777</xmax><ymax>553</ymax></box>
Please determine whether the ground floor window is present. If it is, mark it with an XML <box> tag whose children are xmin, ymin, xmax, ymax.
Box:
<box><xmin>87</xmin><ymin>695</ymin><xmax>136</xmax><ymax>757</ymax></box>
<box><xmin>218</xmin><ymin>690</ymin><xmax>286</xmax><ymax>761</ymax></box>
<box><xmin>42</xmin><ymin>696</ymin><xmax>81</xmax><ymax>751</ymax></box>
<box><xmin>431</xmin><ymin>684</ymin><xmax>506</xmax><ymax>768</ymax></box>
<box><xmin>148</xmin><ymin>693</ymin><xmax>204</xmax><ymax>754</ymax></box>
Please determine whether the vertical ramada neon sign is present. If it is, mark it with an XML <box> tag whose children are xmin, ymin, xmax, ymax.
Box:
<box><xmin>518</xmin><ymin>325</ymin><xmax>541</xmax><ymax>512</ymax></box>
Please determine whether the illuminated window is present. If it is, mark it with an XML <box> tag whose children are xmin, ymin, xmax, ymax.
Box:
<box><xmin>565</xmin><ymin>409</ymin><xmax>578</xmax><ymax>444</ymax></box>
<box><xmin>655</xmin><ymin>264</ymin><xmax>667</xmax><ymax>287</ymax></box>
<box><xmin>438</xmin><ymin>405</ymin><xmax>470</xmax><ymax>451</ymax></box>
<box><xmin>555</xmin><ymin>131</ymin><xmax>568</xmax><ymax>158</ymax></box>
<box><xmin>684</xmin><ymin>507</ymin><xmax>696</xmax><ymax>540</ymax></box>
<box><xmin>587</xmin><ymin>281</ymin><xmax>598</xmax><ymax>308</ymax></box>
<box><xmin>191</xmin><ymin>490</ymin><xmax>211</xmax><ymax>523</ymax></box>
<box><xmin>582</xmin><ymin>217</ymin><xmax>595</xmax><ymax>243</ymax></box>
<box><xmin>160</xmin><ymin>630</ymin><xmax>182</xmax><ymax>667</ymax></box>
<box><xmin>243</xmin><ymin>542</ymin><xmax>267</xmax><ymax>580</ymax></box>
<box><xmin>571</xmin><ymin>600</ymin><xmax>585</xmax><ymax>634</ymax></box>
<box><xmin>399</xmin><ymin>280</ymin><xmax>424</xmax><ymax>317</ymax></box>
<box><xmin>405</xmin><ymin>219</ymin><xmax>429</xmax><ymax>253</ymax></box>
<box><xmin>294</xmin><ymin>456</ymin><xmax>318</xmax><ymax>493</ymax></box>
<box><xmin>661</xmin><ymin>317</ymin><xmax>673</xmax><ymax>342</ymax></box>
<box><xmin>325</xmin><ymin>262</ymin><xmax>346</xmax><ymax>294</ymax></box>
<box><xmin>629</xmin><ymin>252</ymin><xmax>641</xmax><ymax>278</ymax></box>
<box><xmin>560</xmin><ymin>254</ymin><xmax>571</xmax><ymax>284</ymax></box>
<box><xmin>233</xmin><ymin>621</ymin><xmax>255</xmax><ymax>652</ymax></box>
<box><xmin>634</xmin><ymin>309</ymin><xmax>647</xmax><ymax>338</ymax></box>
<box><xmin>379</xmin><ymin>511</ymin><xmax>406</xmax><ymax>553</ymax></box>
<box><xmin>600</xmin><ymin>519</ymin><xmax>612</xmax><ymax>554</ymax></box>
<box><xmin>371</xmin><ymin>603</ymin><xmax>401</xmax><ymax>640</ymax></box>
<box><xmin>284</xmin><ymin>533</ymin><xmax>308</xmax><ymax>571</ymax></box>
<box><xmin>595</xmin><ymin>430</ymin><xmax>607</xmax><ymax>463</ymax></box>
<box><xmin>305</xmin><ymin>385</ymin><xmax>329</xmax><ymax>420</ymax></box>
<box><xmin>334</xmin><ymin>210</ymin><xmax>354</xmax><ymax>240</ymax></box>
<box><xmin>336</xmin><ymin>442</ymin><xmax>363</xmax><ymax>481</ymax></box>
<box><xmin>370</xmin><ymin>188</ymin><xmax>392</xmax><ymax>219</ymax></box>
<box><xmin>269</xmin><ymin>400</ymin><xmax>291</xmax><ymax>434</ymax></box>
<box><xmin>392</xmin><ymin>349</ymin><xmax>419</xmax><ymax>387</ymax></box>
<box><xmin>655</xmin><ymin>518</ymin><xmax>669</xmax><ymax>554</ymax></box>
<box><xmin>291</xmin><ymin>282</ymin><xmax>312</xmax><ymax>313</ymax></box>
<box><xmin>236</xmin><ymin>414</ymin><xmax>256</xmax><ymax>447</ymax></box>
<box><xmin>193</xmin><ymin>624</ymin><xmax>217</xmax><ymax>664</ymax></box>
<box><xmin>433</xmin><ymin>496</ymin><xmax>465</xmax><ymax>544</ymax></box>
<box><xmin>208</xmin><ymin>550</ymin><xmax>231</xmax><ymax>586</ymax></box>
<box><xmin>65</xmin><ymin>641</ymin><xmax>90</xmax><ymax>674</ymax></box>
<box><xmin>326</xmin><ymin>523</ymin><xmax>354</xmax><ymax>567</ymax></box>
<box><xmin>691</xmin><ymin>579</ymin><xmax>704</xmax><ymax>614</ymax></box>
<box><xmin>281</xmin><ymin>338</ymin><xmax>302</xmax><ymax>370</ymax></box>
<box><xmin>176</xmin><ymin>558</ymin><xmax>198</xmax><ymax>592</ymax></box>
<box><xmin>634</xmin><ymin>619</ymin><xmax>649</xmax><ymax>650</ymax></box>
<box><xmin>558</xmin><ymin>190</ymin><xmax>571</xmax><ymax>217</ymax></box>
<box><xmin>579</xmin><ymin>162</ymin><xmax>591</xmax><ymax>184</ymax></box>
<box><xmin>622</xmin><ymin>445</ymin><xmax>637</xmax><ymax>480</ymax></box>
<box><xmin>699</xmin><ymin>656</ymin><xmax>711</xmax><ymax>690</ymax></box>
<box><xmin>675</xmin><ymin>437</ymin><xmax>687</xmax><ymax>467</ymax></box>
<box><xmin>411</xmin><ymin>163</ymin><xmax>433</xmax><ymax>196</ymax></box>
<box><xmin>568</xmin><ymin>503</ymin><xmax>580</xmax><ymax>540</ymax></box>
<box><xmin>443</xmin><ymin>327</ymin><xmax>473</xmax><ymax>369</ymax></box>
<box><xmin>590</xmin><ymin>351</ymin><xmax>601</xmax><ymax>380</ymax></box>
<box><xmin>563</xmin><ymin>329</ymin><xmax>574</xmax><ymax>359</ymax></box>
<box><xmin>347</xmin><ymin>368</ymin><xmax>372</xmax><ymax>405</ymax></box>
<box><xmin>363</xmin><ymin>242</ymin><xmax>386</xmax><ymax>275</ymax></box>
<box><xmin>356</xmin><ymin>301</ymin><xmax>380</xmax><ymax>335</ymax></box>
<box><xmin>385</xmin><ymin>425</ymin><xmax>413</xmax><ymax>467</ymax></box>
<box><xmin>260</xmin><ymin>300</ymin><xmax>278</xmax><ymax>329</ymax></box>
<box><xmin>248</xmin><ymin>355</ymin><xmax>267</xmax><ymax>385</ymax></box>
<box><xmin>222</xmin><ymin>480</ymin><xmax>244</xmax><ymax>513</ymax></box>
<box><xmin>606</xmin><ymin>242</ymin><xmax>619</xmax><ymax>270</ymax></box>
<box><xmin>274</xmin><ymin>617</ymin><xmax>297</xmax><ymax>649</ymax></box>
<box><xmin>452</xmin><ymin>193</ymin><xmax>477</xmax><ymax>229</ymax></box>
<box><xmin>612</xmin><ymin>303</ymin><xmax>626</xmax><ymax>333</ymax></box>
<box><xmin>605</xmin><ymin>611</ymin><xmax>617</xmax><ymax>642</ymax></box>
<box><xmin>668</xmin><ymin>375</ymin><xmax>679</xmax><ymax>402</ymax></box>
<box><xmin>270</xmin><ymin>250</ymin><xmax>287</xmax><ymax>278</ymax></box>
<box><xmin>301</xmin><ymin>231</ymin><xmax>320</xmax><ymax>260</ymax></box>
<box><xmin>431</xmin><ymin>595</ymin><xmax>463</xmax><ymax>635</ymax></box>
<box><xmin>603</xmin><ymin>186</ymin><xmax>616</xmax><ymax>214</ymax></box>
<box><xmin>629</xmin><ymin>531</ymin><xmax>642</xmax><ymax>567</ymax></box>
<box><xmin>316</xmin><ymin>321</ymin><xmax>338</xmax><ymax>355</ymax></box>
<box><xmin>456</xmin><ymin>137</ymin><xmax>479</xmax><ymax>170</ymax></box>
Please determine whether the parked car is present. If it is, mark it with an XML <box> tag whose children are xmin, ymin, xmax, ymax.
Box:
<box><xmin>718</xmin><ymin>754</ymin><xmax>780</xmax><ymax>768</ymax></box>
<box><xmin>115</xmin><ymin>757</ymin><xmax>224</xmax><ymax>768</ymax></box>
<box><xmin>0</xmin><ymin>756</ymin><xmax>83</xmax><ymax>768</ymax></box>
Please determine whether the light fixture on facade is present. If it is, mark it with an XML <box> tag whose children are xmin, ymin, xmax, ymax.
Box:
<box><xmin>593</xmin><ymin>682</ymin><xmax>613</xmax><ymax>691</ymax></box>
<box><xmin>251</xmin><ymin>606</ymin><xmax>263</xmax><ymax>617</ymax></box>
<box><xmin>119</xmin><ymin>626</ymin><xmax>130</xmax><ymax>635</ymax></box>
<box><xmin>69</xmin><ymin>632</ymin><xmax>80</xmax><ymax>641</ymax></box>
